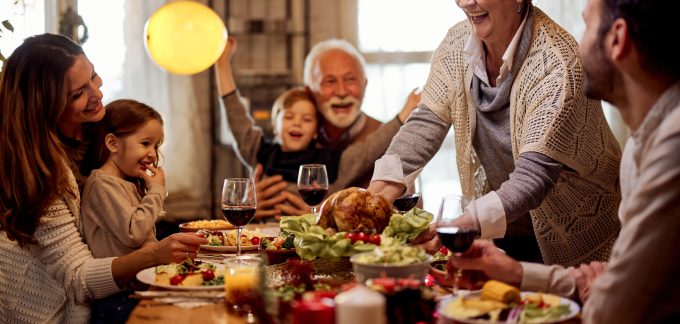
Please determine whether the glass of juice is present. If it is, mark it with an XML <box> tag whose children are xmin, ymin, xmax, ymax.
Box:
<box><xmin>224</xmin><ymin>255</ymin><xmax>262</xmax><ymax>305</ymax></box>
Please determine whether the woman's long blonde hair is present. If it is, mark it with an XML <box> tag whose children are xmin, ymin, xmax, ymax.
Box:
<box><xmin>0</xmin><ymin>34</ymin><xmax>84</xmax><ymax>246</ymax></box>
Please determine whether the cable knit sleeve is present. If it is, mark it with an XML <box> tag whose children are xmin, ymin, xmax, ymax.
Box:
<box><xmin>30</xmin><ymin>196</ymin><xmax>122</xmax><ymax>303</ymax></box>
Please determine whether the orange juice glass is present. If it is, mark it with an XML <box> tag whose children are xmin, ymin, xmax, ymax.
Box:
<box><xmin>224</xmin><ymin>255</ymin><xmax>261</xmax><ymax>303</ymax></box>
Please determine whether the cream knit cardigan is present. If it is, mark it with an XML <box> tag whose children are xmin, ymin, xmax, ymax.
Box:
<box><xmin>422</xmin><ymin>8</ymin><xmax>622</xmax><ymax>266</ymax></box>
<box><xmin>0</xmin><ymin>170</ymin><xmax>121</xmax><ymax>324</ymax></box>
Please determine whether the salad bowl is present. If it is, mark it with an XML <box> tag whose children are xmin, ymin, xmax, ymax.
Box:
<box><xmin>350</xmin><ymin>250</ymin><xmax>433</xmax><ymax>284</ymax></box>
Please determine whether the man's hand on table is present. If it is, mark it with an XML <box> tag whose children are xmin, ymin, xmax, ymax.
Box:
<box><xmin>447</xmin><ymin>240</ymin><xmax>523</xmax><ymax>290</ymax></box>
<box><xmin>274</xmin><ymin>191</ymin><xmax>312</xmax><ymax>220</ymax></box>
<box><xmin>572</xmin><ymin>261</ymin><xmax>608</xmax><ymax>303</ymax></box>
<box><xmin>253</xmin><ymin>164</ymin><xmax>286</xmax><ymax>219</ymax></box>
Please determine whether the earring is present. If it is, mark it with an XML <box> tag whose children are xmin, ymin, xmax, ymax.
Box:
<box><xmin>518</xmin><ymin>2</ymin><xmax>523</xmax><ymax>14</ymax></box>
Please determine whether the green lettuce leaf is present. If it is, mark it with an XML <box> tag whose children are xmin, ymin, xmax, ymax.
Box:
<box><xmin>280</xmin><ymin>215</ymin><xmax>378</xmax><ymax>262</ymax></box>
<box><xmin>383</xmin><ymin>208</ymin><xmax>434</xmax><ymax>244</ymax></box>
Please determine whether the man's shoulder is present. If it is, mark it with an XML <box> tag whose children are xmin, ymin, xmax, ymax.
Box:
<box><xmin>358</xmin><ymin>115</ymin><xmax>384</xmax><ymax>136</ymax></box>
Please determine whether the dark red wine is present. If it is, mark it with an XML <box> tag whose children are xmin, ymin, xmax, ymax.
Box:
<box><xmin>436</xmin><ymin>227</ymin><xmax>477</xmax><ymax>253</ymax></box>
<box><xmin>298</xmin><ymin>188</ymin><xmax>328</xmax><ymax>206</ymax></box>
<box><xmin>222</xmin><ymin>207</ymin><xmax>256</xmax><ymax>227</ymax></box>
<box><xmin>393</xmin><ymin>194</ymin><xmax>421</xmax><ymax>212</ymax></box>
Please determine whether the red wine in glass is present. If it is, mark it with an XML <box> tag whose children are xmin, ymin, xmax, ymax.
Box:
<box><xmin>436</xmin><ymin>227</ymin><xmax>477</xmax><ymax>253</ymax></box>
<box><xmin>298</xmin><ymin>188</ymin><xmax>328</xmax><ymax>207</ymax></box>
<box><xmin>222</xmin><ymin>206</ymin><xmax>257</xmax><ymax>227</ymax></box>
<box><xmin>393</xmin><ymin>194</ymin><xmax>421</xmax><ymax>213</ymax></box>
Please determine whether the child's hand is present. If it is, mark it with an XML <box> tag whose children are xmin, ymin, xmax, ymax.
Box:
<box><xmin>140</xmin><ymin>165</ymin><xmax>165</xmax><ymax>187</ymax></box>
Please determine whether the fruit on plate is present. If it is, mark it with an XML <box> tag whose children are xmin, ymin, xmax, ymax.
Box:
<box><xmin>316</xmin><ymin>187</ymin><xmax>395</xmax><ymax>233</ymax></box>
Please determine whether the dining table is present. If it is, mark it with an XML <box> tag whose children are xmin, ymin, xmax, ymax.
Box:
<box><xmin>124</xmin><ymin>223</ymin><xmax>583</xmax><ymax>324</ymax></box>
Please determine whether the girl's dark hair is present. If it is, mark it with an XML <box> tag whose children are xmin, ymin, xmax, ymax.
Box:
<box><xmin>82</xmin><ymin>99</ymin><xmax>164</xmax><ymax>197</ymax></box>
<box><xmin>0</xmin><ymin>34</ymin><xmax>85</xmax><ymax>246</ymax></box>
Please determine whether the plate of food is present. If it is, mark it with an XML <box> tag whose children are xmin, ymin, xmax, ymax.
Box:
<box><xmin>438</xmin><ymin>280</ymin><xmax>580</xmax><ymax>323</ymax></box>
<box><xmin>179</xmin><ymin>219</ymin><xmax>235</xmax><ymax>232</ymax></box>
<box><xmin>199</xmin><ymin>228</ymin><xmax>264</xmax><ymax>252</ymax></box>
<box><xmin>137</xmin><ymin>258</ymin><xmax>225</xmax><ymax>291</ymax></box>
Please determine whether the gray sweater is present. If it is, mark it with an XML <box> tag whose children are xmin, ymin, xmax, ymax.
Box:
<box><xmin>81</xmin><ymin>169</ymin><xmax>164</xmax><ymax>259</ymax></box>
<box><xmin>388</xmin><ymin>104</ymin><xmax>561</xmax><ymax>226</ymax></box>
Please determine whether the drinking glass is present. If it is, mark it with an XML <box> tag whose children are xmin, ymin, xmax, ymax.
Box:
<box><xmin>435</xmin><ymin>194</ymin><xmax>479</xmax><ymax>294</ymax></box>
<box><xmin>297</xmin><ymin>164</ymin><xmax>329</xmax><ymax>214</ymax></box>
<box><xmin>221</xmin><ymin>178</ymin><xmax>257</xmax><ymax>256</ymax></box>
<box><xmin>224</xmin><ymin>255</ymin><xmax>262</xmax><ymax>306</ymax></box>
<box><xmin>393</xmin><ymin>175</ymin><xmax>422</xmax><ymax>214</ymax></box>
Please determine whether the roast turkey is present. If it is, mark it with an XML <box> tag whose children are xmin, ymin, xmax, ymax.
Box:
<box><xmin>315</xmin><ymin>187</ymin><xmax>396</xmax><ymax>233</ymax></box>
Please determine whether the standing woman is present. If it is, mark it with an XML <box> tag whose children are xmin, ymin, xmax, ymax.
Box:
<box><xmin>369</xmin><ymin>0</ymin><xmax>621</xmax><ymax>266</ymax></box>
<box><xmin>0</xmin><ymin>34</ymin><xmax>207</xmax><ymax>323</ymax></box>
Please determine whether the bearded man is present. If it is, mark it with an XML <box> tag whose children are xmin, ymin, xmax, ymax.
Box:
<box><xmin>253</xmin><ymin>39</ymin><xmax>420</xmax><ymax>218</ymax></box>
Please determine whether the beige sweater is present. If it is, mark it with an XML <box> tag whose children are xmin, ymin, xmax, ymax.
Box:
<box><xmin>80</xmin><ymin>170</ymin><xmax>164</xmax><ymax>259</ymax></box>
<box><xmin>519</xmin><ymin>82</ymin><xmax>680</xmax><ymax>323</ymax></box>
<box><xmin>0</xmin><ymin>170</ymin><xmax>122</xmax><ymax>324</ymax></box>
<box><xmin>422</xmin><ymin>8</ymin><xmax>621</xmax><ymax>266</ymax></box>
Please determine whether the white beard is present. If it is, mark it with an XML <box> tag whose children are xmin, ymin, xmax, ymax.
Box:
<box><xmin>318</xmin><ymin>95</ymin><xmax>362</xmax><ymax>129</ymax></box>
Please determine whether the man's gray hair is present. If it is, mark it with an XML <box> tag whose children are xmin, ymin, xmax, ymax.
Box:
<box><xmin>303</xmin><ymin>39</ymin><xmax>367</xmax><ymax>92</ymax></box>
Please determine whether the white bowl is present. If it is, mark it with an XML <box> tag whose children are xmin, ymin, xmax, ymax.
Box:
<box><xmin>350</xmin><ymin>252</ymin><xmax>434</xmax><ymax>284</ymax></box>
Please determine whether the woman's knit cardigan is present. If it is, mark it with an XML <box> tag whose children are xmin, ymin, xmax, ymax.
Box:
<box><xmin>0</xmin><ymin>170</ymin><xmax>121</xmax><ymax>323</ymax></box>
<box><xmin>422</xmin><ymin>8</ymin><xmax>622</xmax><ymax>266</ymax></box>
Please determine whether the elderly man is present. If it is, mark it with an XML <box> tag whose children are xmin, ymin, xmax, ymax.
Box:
<box><xmin>448</xmin><ymin>0</ymin><xmax>680</xmax><ymax>322</ymax></box>
<box><xmin>254</xmin><ymin>39</ymin><xmax>419</xmax><ymax>217</ymax></box>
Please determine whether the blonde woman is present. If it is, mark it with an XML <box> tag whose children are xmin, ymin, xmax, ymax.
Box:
<box><xmin>369</xmin><ymin>0</ymin><xmax>621</xmax><ymax>266</ymax></box>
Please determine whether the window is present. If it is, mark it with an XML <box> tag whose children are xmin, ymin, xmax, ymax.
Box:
<box><xmin>0</xmin><ymin>0</ymin><xmax>45</xmax><ymax>69</ymax></box>
<box><xmin>358</xmin><ymin>0</ymin><xmax>467</xmax><ymax>212</ymax></box>
<box><xmin>78</xmin><ymin>0</ymin><xmax>126</xmax><ymax>103</ymax></box>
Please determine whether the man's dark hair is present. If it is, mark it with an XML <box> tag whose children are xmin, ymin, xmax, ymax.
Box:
<box><xmin>599</xmin><ymin>0</ymin><xmax>680</xmax><ymax>81</ymax></box>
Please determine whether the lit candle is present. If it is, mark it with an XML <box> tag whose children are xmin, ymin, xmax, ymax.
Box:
<box><xmin>335</xmin><ymin>286</ymin><xmax>386</xmax><ymax>324</ymax></box>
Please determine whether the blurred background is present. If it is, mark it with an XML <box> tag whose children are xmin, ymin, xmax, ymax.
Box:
<box><xmin>0</xmin><ymin>0</ymin><xmax>630</xmax><ymax>225</ymax></box>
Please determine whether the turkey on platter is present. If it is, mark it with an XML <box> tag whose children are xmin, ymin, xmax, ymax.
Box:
<box><xmin>315</xmin><ymin>187</ymin><xmax>396</xmax><ymax>233</ymax></box>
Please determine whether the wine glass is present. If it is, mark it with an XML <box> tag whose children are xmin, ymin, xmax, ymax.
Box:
<box><xmin>297</xmin><ymin>164</ymin><xmax>329</xmax><ymax>214</ymax></box>
<box><xmin>393</xmin><ymin>175</ymin><xmax>422</xmax><ymax>214</ymax></box>
<box><xmin>221</xmin><ymin>178</ymin><xmax>257</xmax><ymax>256</ymax></box>
<box><xmin>436</xmin><ymin>194</ymin><xmax>479</xmax><ymax>294</ymax></box>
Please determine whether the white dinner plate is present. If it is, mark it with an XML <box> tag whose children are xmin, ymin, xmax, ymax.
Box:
<box><xmin>199</xmin><ymin>244</ymin><xmax>259</xmax><ymax>252</ymax></box>
<box><xmin>438</xmin><ymin>291</ymin><xmax>580</xmax><ymax>323</ymax></box>
<box><xmin>136</xmin><ymin>264</ymin><xmax>226</xmax><ymax>291</ymax></box>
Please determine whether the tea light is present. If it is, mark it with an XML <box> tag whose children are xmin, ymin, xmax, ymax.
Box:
<box><xmin>335</xmin><ymin>286</ymin><xmax>386</xmax><ymax>324</ymax></box>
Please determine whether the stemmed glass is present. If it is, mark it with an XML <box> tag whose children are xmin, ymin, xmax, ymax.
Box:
<box><xmin>221</xmin><ymin>178</ymin><xmax>257</xmax><ymax>256</ymax></box>
<box><xmin>393</xmin><ymin>175</ymin><xmax>422</xmax><ymax>214</ymax></box>
<box><xmin>435</xmin><ymin>194</ymin><xmax>479</xmax><ymax>294</ymax></box>
<box><xmin>297</xmin><ymin>164</ymin><xmax>329</xmax><ymax>214</ymax></box>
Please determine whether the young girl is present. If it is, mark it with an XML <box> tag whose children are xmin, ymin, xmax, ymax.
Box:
<box><xmin>80</xmin><ymin>99</ymin><xmax>167</xmax><ymax>323</ymax></box>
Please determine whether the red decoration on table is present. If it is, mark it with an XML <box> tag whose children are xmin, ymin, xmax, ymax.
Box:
<box><xmin>292</xmin><ymin>292</ymin><xmax>335</xmax><ymax>324</ymax></box>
